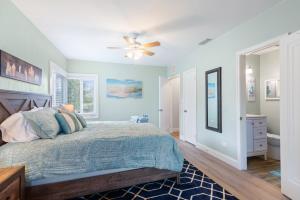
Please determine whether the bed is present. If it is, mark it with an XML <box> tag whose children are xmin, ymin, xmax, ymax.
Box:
<box><xmin>0</xmin><ymin>89</ymin><xmax>183</xmax><ymax>200</ymax></box>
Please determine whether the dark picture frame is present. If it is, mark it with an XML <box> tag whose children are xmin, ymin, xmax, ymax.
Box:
<box><xmin>205</xmin><ymin>67</ymin><xmax>222</xmax><ymax>133</ymax></box>
<box><xmin>0</xmin><ymin>50</ymin><xmax>42</xmax><ymax>85</ymax></box>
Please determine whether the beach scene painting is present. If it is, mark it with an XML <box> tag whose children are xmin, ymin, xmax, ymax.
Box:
<box><xmin>265</xmin><ymin>79</ymin><xmax>280</xmax><ymax>100</ymax></box>
<box><xmin>247</xmin><ymin>77</ymin><xmax>256</xmax><ymax>101</ymax></box>
<box><xmin>106</xmin><ymin>79</ymin><xmax>143</xmax><ymax>99</ymax></box>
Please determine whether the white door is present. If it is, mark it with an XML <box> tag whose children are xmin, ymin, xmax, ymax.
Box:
<box><xmin>182</xmin><ymin>68</ymin><xmax>197</xmax><ymax>144</ymax></box>
<box><xmin>281</xmin><ymin>31</ymin><xmax>300</xmax><ymax>199</ymax></box>
<box><xmin>159</xmin><ymin>76</ymin><xmax>170</xmax><ymax>132</ymax></box>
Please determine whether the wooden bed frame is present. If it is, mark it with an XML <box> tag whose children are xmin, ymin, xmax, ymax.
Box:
<box><xmin>0</xmin><ymin>89</ymin><xmax>180</xmax><ymax>200</ymax></box>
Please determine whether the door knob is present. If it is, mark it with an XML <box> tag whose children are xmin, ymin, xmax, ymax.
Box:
<box><xmin>184</xmin><ymin>110</ymin><xmax>188</xmax><ymax>113</ymax></box>
<box><xmin>158</xmin><ymin>109</ymin><xmax>163</xmax><ymax>112</ymax></box>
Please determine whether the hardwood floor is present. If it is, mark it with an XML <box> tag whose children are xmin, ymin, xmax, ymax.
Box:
<box><xmin>247</xmin><ymin>156</ymin><xmax>281</xmax><ymax>188</ymax></box>
<box><xmin>176</xmin><ymin>140</ymin><xmax>288</xmax><ymax>200</ymax></box>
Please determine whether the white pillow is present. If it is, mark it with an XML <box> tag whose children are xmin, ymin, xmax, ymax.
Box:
<box><xmin>0</xmin><ymin>112</ymin><xmax>40</xmax><ymax>143</ymax></box>
<box><xmin>30</xmin><ymin>107</ymin><xmax>45</xmax><ymax>112</ymax></box>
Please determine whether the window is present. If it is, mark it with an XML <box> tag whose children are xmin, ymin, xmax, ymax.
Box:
<box><xmin>50</xmin><ymin>62</ymin><xmax>68</xmax><ymax>107</ymax></box>
<box><xmin>50</xmin><ymin>62</ymin><xmax>98</xmax><ymax>119</ymax></box>
<box><xmin>54</xmin><ymin>73</ymin><xmax>67</xmax><ymax>106</ymax></box>
<box><xmin>67</xmin><ymin>74</ymin><xmax>98</xmax><ymax>118</ymax></box>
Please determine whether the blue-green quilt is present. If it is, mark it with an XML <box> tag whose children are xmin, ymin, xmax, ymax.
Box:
<box><xmin>0</xmin><ymin>122</ymin><xmax>184</xmax><ymax>184</ymax></box>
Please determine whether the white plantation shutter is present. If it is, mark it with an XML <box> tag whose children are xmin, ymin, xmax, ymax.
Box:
<box><xmin>54</xmin><ymin>73</ymin><xmax>67</xmax><ymax>106</ymax></box>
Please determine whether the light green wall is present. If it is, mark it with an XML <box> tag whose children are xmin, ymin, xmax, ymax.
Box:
<box><xmin>67</xmin><ymin>60</ymin><xmax>167</xmax><ymax>126</ymax></box>
<box><xmin>170</xmin><ymin>0</ymin><xmax>300</xmax><ymax>159</ymax></box>
<box><xmin>246</xmin><ymin>55</ymin><xmax>260</xmax><ymax>115</ymax></box>
<box><xmin>260</xmin><ymin>50</ymin><xmax>280</xmax><ymax>135</ymax></box>
<box><xmin>0</xmin><ymin>0</ymin><xmax>67</xmax><ymax>94</ymax></box>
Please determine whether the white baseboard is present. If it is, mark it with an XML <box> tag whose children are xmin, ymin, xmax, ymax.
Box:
<box><xmin>196</xmin><ymin>143</ymin><xmax>240</xmax><ymax>169</ymax></box>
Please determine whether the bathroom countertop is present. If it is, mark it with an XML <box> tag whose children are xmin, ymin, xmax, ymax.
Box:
<box><xmin>246</xmin><ymin>114</ymin><xmax>267</xmax><ymax>118</ymax></box>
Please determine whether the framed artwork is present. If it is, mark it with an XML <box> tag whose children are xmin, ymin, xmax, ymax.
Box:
<box><xmin>106</xmin><ymin>79</ymin><xmax>143</xmax><ymax>99</ymax></box>
<box><xmin>265</xmin><ymin>79</ymin><xmax>280</xmax><ymax>100</ymax></box>
<box><xmin>205</xmin><ymin>67</ymin><xmax>222</xmax><ymax>133</ymax></box>
<box><xmin>0</xmin><ymin>50</ymin><xmax>42</xmax><ymax>85</ymax></box>
<box><xmin>247</xmin><ymin>77</ymin><xmax>256</xmax><ymax>101</ymax></box>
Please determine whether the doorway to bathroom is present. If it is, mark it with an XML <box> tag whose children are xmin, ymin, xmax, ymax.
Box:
<box><xmin>237</xmin><ymin>31</ymin><xmax>300</xmax><ymax>199</ymax></box>
<box><xmin>237</xmin><ymin>37</ymin><xmax>281</xmax><ymax>188</ymax></box>
<box><xmin>245</xmin><ymin>46</ymin><xmax>281</xmax><ymax>188</ymax></box>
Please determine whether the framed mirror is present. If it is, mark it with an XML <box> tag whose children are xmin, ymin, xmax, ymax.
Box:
<box><xmin>205</xmin><ymin>67</ymin><xmax>222</xmax><ymax>133</ymax></box>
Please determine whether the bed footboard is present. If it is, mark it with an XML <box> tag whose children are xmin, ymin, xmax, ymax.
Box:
<box><xmin>26</xmin><ymin>168</ymin><xmax>180</xmax><ymax>200</ymax></box>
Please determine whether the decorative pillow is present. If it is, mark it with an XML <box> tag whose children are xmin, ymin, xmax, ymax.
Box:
<box><xmin>29</xmin><ymin>107</ymin><xmax>45</xmax><ymax>112</ymax></box>
<box><xmin>55</xmin><ymin>112</ymin><xmax>83</xmax><ymax>134</ymax></box>
<box><xmin>0</xmin><ymin>112</ymin><xmax>39</xmax><ymax>143</ymax></box>
<box><xmin>22</xmin><ymin>108</ymin><xmax>60</xmax><ymax>139</ymax></box>
<box><xmin>75</xmin><ymin>113</ymin><xmax>87</xmax><ymax>128</ymax></box>
<box><xmin>52</xmin><ymin>105</ymin><xmax>67</xmax><ymax>113</ymax></box>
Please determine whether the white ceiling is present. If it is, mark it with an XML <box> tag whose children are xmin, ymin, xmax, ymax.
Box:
<box><xmin>12</xmin><ymin>0</ymin><xmax>281</xmax><ymax>67</ymax></box>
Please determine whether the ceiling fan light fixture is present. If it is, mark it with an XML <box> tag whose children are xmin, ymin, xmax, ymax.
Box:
<box><xmin>126</xmin><ymin>50</ymin><xmax>143</xmax><ymax>60</ymax></box>
<box><xmin>133</xmin><ymin>51</ymin><xmax>143</xmax><ymax>60</ymax></box>
<box><xmin>109</xmin><ymin>35</ymin><xmax>159</xmax><ymax>59</ymax></box>
<box><xmin>126</xmin><ymin>51</ymin><xmax>134</xmax><ymax>59</ymax></box>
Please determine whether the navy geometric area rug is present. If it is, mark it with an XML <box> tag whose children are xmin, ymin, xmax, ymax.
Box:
<box><xmin>71</xmin><ymin>160</ymin><xmax>238</xmax><ymax>200</ymax></box>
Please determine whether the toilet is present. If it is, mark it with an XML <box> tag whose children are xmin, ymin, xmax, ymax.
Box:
<box><xmin>267</xmin><ymin>133</ymin><xmax>280</xmax><ymax>160</ymax></box>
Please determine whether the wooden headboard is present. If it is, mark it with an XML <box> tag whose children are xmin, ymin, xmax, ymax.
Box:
<box><xmin>0</xmin><ymin>89</ymin><xmax>52</xmax><ymax>146</ymax></box>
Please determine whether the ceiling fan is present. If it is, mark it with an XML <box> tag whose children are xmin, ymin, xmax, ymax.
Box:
<box><xmin>107</xmin><ymin>34</ymin><xmax>160</xmax><ymax>60</ymax></box>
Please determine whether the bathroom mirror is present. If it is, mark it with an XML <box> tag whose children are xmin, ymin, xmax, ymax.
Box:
<box><xmin>205</xmin><ymin>67</ymin><xmax>222</xmax><ymax>133</ymax></box>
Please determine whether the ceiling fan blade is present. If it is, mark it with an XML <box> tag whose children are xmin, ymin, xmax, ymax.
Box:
<box><xmin>143</xmin><ymin>50</ymin><xmax>155</xmax><ymax>56</ymax></box>
<box><xmin>107</xmin><ymin>47</ymin><xmax>123</xmax><ymax>49</ymax></box>
<box><xmin>143</xmin><ymin>41</ymin><xmax>160</xmax><ymax>48</ymax></box>
<box><xmin>123</xmin><ymin>36</ymin><xmax>135</xmax><ymax>44</ymax></box>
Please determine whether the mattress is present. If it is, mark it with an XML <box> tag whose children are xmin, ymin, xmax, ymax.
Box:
<box><xmin>0</xmin><ymin>121</ymin><xmax>184</xmax><ymax>185</ymax></box>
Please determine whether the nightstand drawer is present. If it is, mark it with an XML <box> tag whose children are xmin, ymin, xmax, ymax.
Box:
<box><xmin>0</xmin><ymin>178</ymin><xmax>20</xmax><ymax>200</ymax></box>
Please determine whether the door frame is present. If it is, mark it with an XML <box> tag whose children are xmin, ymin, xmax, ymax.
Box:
<box><xmin>235</xmin><ymin>35</ymin><xmax>285</xmax><ymax>170</ymax></box>
<box><xmin>180</xmin><ymin>67</ymin><xmax>197</xmax><ymax>144</ymax></box>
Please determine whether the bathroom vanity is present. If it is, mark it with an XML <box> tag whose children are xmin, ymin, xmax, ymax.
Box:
<box><xmin>246</xmin><ymin>114</ymin><xmax>268</xmax><ymax>160</ymax></box>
